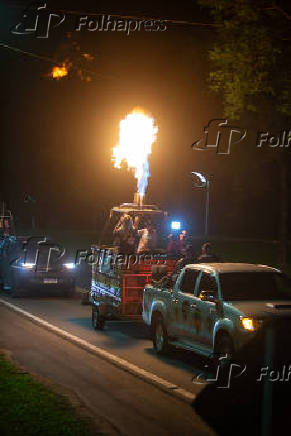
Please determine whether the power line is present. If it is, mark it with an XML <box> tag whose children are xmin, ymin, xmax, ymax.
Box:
<box><xmin>0</xmin><ymin>41</ymin><xmax>98</xmax><ymax>77</ymax></box>
<box><xmin>8</xmin><ymin>3</ymin><xmax>218</xmax><ymax>28</ymax></box>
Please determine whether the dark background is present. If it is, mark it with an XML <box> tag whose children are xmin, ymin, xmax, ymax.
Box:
<box><xmin>0</xmin><ymin>0</ymin><xmax>289</xmax><ymax>239</ymax></box>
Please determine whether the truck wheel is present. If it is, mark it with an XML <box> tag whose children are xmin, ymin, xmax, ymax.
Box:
<box><xmin>92</xmin><ymin>307</ymin><xmax>105</xmax><ymax>331</ymax></box>
<box><xmin>153</xmin><ymin>316</ymin><xmax>169</xmax><ymax>355</ymax></box>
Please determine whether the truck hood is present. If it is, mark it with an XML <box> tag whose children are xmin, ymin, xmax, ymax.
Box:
<box><xmin>226</xmin><ymin>301</ymin><xmax>291</xmax><ymax>319</ymax></box>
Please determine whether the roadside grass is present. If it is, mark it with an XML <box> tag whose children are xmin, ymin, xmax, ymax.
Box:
<box><xmin>0</xmin><ymin>354</ymin><xmax>97</xmax><ymax>436</ymax></box>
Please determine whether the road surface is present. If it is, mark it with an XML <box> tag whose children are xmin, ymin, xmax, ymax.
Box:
<box><xmin>0</xmin><ymin>293</ymin><xmax>216</xmax><ymax>436</ymax></box>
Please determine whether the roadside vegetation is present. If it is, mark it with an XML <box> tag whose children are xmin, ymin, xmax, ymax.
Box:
<box><xmin>0</xmin><ymin>354</ymin><xmax>98</xmax><ymax>436</ymax></box>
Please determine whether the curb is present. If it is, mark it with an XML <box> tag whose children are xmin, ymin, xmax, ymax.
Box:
<box><xmin>0</xmin><ymin>298</ymin><xmax>196</xmax><ymax>404</ymax></box>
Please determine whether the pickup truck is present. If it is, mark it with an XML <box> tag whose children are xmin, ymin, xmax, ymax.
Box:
<box><xmin>143</xmin><ymin>263</ymin><xmax>291</xmax><ymax>361</ymax></box>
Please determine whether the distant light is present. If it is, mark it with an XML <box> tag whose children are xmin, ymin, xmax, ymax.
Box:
<box><xmin>191</xmin><ymin>171</ymin><xmax>207</xmax><ymax>186</ymax></box>
<box><xmin>21</xmin><ymin>262</ymin><xmax>35</xmax><ymax>269</ymax></box>
<box><xmin>171</xmin><ymin>221</ymin><xmax>181</xmax><ymax>231</ymax></box>
<box><xmin>51</xmin><ymin>65</ymin><xmax>68</xmax><ymax>80</ymax></box>
<box><xmin>63</xmin><ymin>263</ymin><xmax>75</xmax><ymax>270</ymax></box>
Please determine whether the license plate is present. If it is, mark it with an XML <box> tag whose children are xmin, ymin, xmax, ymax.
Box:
<box><xmin>43</xmin><ymin>278</ymin><xmax>58</xmax><ymax>284</ymax></box>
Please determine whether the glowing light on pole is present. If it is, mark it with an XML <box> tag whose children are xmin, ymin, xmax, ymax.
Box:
<box><xmin>112</xmin><ymin>109</ymin><xmax>158</xmax><ymax>205</ymax></box>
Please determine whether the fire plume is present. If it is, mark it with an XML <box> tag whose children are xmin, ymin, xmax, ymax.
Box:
<box><xmin>112</xmin><ymin>109</ymin><xmax>158</xmax><ymax>203</ymax></box>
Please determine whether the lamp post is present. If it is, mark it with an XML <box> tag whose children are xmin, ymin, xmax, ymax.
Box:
<box><xmin>191</xmin><ymin>171</ymin><xmax>211</xmax><ymax>238</ymax></box>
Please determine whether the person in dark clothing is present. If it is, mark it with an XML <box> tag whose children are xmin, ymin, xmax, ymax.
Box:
<box><xmin>195</xmin><ymin>242</ymin><xmax>221</xmax><ymax>263</ymax></box>
<box><xmin>171</xmin><ymin>246</ymin><xmax>196</xmax><ymax>283</ymax></box>
<box><xmin>167</xmin><ymin>233</ymin><xmax>181</xmax><ymax>257</ymax></box>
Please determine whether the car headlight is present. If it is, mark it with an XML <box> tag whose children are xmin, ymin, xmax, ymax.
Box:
<box><xmin>63</xmin><ymin>263</ymin><xmax>76</xmax><ymax>270</ymax></box>
<box><xmin>21</xmin><ymin>263</ymin><xmax>35</xmax><ymax>269</ymax></box>
<box><xmin>240</xmin><ymin>317</ymin><xmax>262</xmax><ymax>332</ymax></box>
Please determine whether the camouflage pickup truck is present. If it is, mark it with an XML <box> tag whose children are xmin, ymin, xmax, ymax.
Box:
<box><xmin>143</xmin><ymin>263</ymin><xmax>291</xmax><ymax>361</ymax></box>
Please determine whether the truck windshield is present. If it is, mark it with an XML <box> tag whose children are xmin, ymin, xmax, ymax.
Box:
<box><xmin>220</xmin><ymin>272</ymin><xmax>291</xmax><ymax>301</ymax></box>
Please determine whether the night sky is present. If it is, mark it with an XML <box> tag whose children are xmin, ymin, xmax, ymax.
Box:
<box><xmin>0</xmin><ymin>1</ymin><xmax>289</xmax><ymax>238</ymax></box>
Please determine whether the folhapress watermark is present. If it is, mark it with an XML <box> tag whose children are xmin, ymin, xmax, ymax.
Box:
<box><xmin>191</xmin><ymin>119</ymin><xmax>247</xmax><ymax>155</ymax></box>
<box><xmin>257</xmin><ymin>130</ymin><xmax>291</xmax><ymax>148</ymax></box>
<box><xmin>191</xmin><ymin>119</ymin><xmax>291</xmax><ymax>154</ymax></box>
<box><xmin>75</xmin><ymin>15</ymin><xmax>167</xmax><ymax>35</ymax></box>
<box><xmin>9</xmin><ymin>236</ymin><xmax>167</xmax><ymax>272</ymax></box>
<box><xmin>192</xmin><ymin>360</ymin><xmax>291</xmax><ymax>388</ymax></box>
<box><xmin>11</xmin><ymin>2</ymin><xmax>167</xmax><ymax>38</ymax></box>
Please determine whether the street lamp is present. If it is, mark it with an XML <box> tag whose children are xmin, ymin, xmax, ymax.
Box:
<box><xmin>191</xmin><ymin>171</ymin><xmax>211</xmax><ymax>238</ymax></box>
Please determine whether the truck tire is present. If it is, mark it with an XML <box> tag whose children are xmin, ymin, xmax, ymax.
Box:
<box><xmin>92</xmin><ymin>307</ymin><xmax>105</xmax><ymax>330</ymax></box>
<box><xmin>152</xmin><ymin>316</ymin><xmax>169</xmax><ymax>355</ymax></box>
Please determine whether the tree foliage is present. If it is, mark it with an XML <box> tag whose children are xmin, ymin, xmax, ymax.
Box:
<box><xmin>199</xmin><ymin>0</ymin><xmax>291</xmax><ymax>119</ymax></box>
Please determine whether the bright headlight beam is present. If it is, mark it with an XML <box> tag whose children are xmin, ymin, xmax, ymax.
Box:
<box><xmin>241</xmin><ymin>317</ymin><xmax>255</xmax><ymax>331</ymax></box>
<box><xmin>21</xmin><ymin>263</ymin><xmax>35</xmax><ymax>269</ymax></box>
<box><xmin>63</xmin><ymin>263</ymin><xmax>75</xmax><ymax>270</ymax></box>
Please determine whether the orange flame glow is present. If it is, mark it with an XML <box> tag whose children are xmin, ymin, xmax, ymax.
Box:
<box><xmin>112</xmin><ymin>109</ymin><xmax>158</xmax><ymax>202</ymax></box>
<box><xmin>51</xmin><ymin>65</ymin><xmax>68</xmax><ymax>79</ymax></box>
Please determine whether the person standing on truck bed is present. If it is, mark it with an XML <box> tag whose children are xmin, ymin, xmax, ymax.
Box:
<box><xmin>137</xmin><ymin>221</ymin><xmax>157</xmax><ymax>254</ymax></box>
<box><xmin>113</xmin><ymin>214</ymin><xmax>135</xmax><ymax>254</ymax></box>
<box><xmin>195</xmin><ymin>242</ymin><xmax>221</xmax><ymax>263</ymax></box>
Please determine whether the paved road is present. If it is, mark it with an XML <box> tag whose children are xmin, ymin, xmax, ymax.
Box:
<box><xmin>0</xmin><ymin>300</ymin><xmax>216</xmax><ymax>436</ymax></box>
<box><xmin>0</xmin><ymin>294</ymin><xmax>212</xmax><ymax>395</ymax></box>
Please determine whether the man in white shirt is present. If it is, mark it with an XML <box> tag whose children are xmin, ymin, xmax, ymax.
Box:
<box><xmin>137</xmin><ymin>223</ymin><xmax>157</xmax><ymax>254</ymax></box>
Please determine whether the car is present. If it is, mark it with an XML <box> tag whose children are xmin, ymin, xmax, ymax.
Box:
<box><xmin>0</xmin><ymin>235</ymin><xmax>76</xmax><ymax>297</ymax></box>
<box><xmin>142</xmin><ymin>263</ymin><xmax>291</xmax><ymax>362</ymax></box>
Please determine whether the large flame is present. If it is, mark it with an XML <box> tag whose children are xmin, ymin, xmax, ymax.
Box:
<box><xmin>112</xmin><ymin>109</ymin><xmax>158</xmax><ymax>202</ymax></box>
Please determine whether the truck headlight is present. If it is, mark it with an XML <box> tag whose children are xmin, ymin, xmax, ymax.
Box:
<box><xmin>240</xmin><ymin>317</ymin><xmax>261</xmax><ymax>332</ymax></box>
<box><xmin>63</xmin><ymin>263</ymin><xmax>76</xmax><ymax>270</ymax></box>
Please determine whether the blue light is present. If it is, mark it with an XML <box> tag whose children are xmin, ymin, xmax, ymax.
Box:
<box><xmin>171</xmin><ymin>221</ymin><xmax>181</xmax><ymax>231</ymax></box>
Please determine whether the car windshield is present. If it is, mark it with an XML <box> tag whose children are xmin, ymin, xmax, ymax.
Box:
<box><xmin>220</xmin><ymin>272</ymin><xmax>291</xmax><ymax>302</ymax></box>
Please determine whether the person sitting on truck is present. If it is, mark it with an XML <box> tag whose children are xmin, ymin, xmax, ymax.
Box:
<box><xmin>137</xmin><ymin>221</ymin><xmax>157</xmax><ymax>254</ymax></box>
<box><xmin>195</xmin><ymin>242</ymin><xmax>221</xmax><ymax>263</ymax></box>
<box><xmin>113</xmin><ymin>214</ymin><xmax>135</xmax><ymax>254</ymax></box>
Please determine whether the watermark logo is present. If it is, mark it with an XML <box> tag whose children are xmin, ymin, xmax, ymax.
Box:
<box><xmin>192</xmin><ymin>359</ymin><xmax>291</xmax><ymax>388</ymax></box>
<box><xmin>257</xmin><ymin>130</ymin><xmax>291</xmax><ymax>148</ymax></box>
<box><xmin>11</xmin><ymin>2</ymin><xmax>65</xmax><ymax>39</ymax></box>
<box><xmin>11</xmin><ymin>236</ymin><xmax>65</xmax><ymax>272</ymax></box>
<box><xmin>11</xmin><ymin>1</ymin><xmax>167</xmax><ymax>38</ymax></box>
<box><xmin>192</xmin><ymin>356</ymin><xmax>246</xmax><ymax>389</ymax></box>
<box><xmin>191</xmin><ymin>119</ymin><xmax>291</xmax><ymax>155</ymax></box>
<box><xmin>9</xmin><ymin>237</ymin><xmax>167</xmax><ymax>272</ymax></box>
<box><xmin>191</xmin><ymin>119</ymin><xmax>247</xmax><ymax>155</ymax></box>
